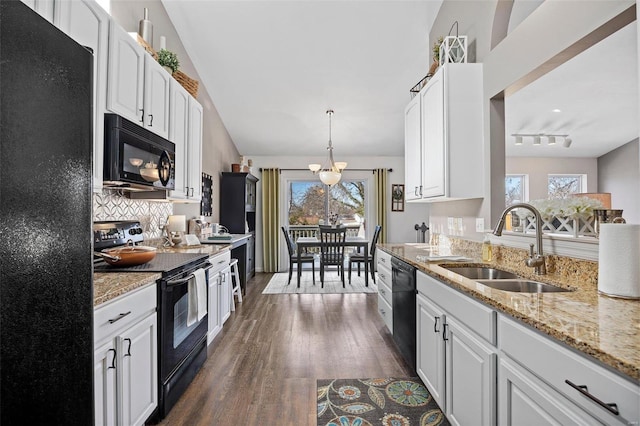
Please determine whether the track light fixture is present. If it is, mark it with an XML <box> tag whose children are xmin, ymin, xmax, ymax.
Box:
<box><xmin>511</xmin><ymin>133</ymin><xmax>571</xmax><ymax>148</ymax></box>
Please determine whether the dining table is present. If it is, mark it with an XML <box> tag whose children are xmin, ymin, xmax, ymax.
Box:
<box><xmin>295</xmin><ymin>236</ymin><xmax>369</xmax><ymax>288</ymax></box>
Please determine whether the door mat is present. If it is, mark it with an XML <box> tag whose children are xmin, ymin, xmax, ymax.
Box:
<box><xmin>317</xmin><ymin>377</ymin><xmax>449</xmax><ymax>426</ymax></box>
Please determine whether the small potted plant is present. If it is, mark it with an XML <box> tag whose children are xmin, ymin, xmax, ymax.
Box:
<box><xmin>157</xmin><ymin>48</ymin><xmax>179</xmax><ymax>75</ymax></box>
<box><xmin>429</xmin><ymin>36</ymin><xmax>443</xmax><ymax>75</ymax></box>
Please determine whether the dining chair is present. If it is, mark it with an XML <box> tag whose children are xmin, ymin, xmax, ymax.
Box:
<box><xmin>348</xmin><ymin>225</ymin><xmax>382</xmax><ymax>284</ymax></box>
<box><xmin>318</xmin><ymin>225</ymin><xmax>347</xmax><ymax>288</ymax></box>
<box><xmin>282</xmin><ymin>227</ymin><xmax>316</xmax><ymax>285</ymax></box>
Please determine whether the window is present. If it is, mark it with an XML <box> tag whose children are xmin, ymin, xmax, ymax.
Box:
<box><xmin>287</xmin><ymin>179</ymin><xmax>367</xmax><ymax>236</ymax></box>
<box><xmin>505</xmin><ymin>174</ymin><xmax>528</xmax><ymax>206</ymax></box>
<box><xmin>548</xmin><ymin>174</ymin><xmax>586</xmax><ymax>199</ymax></box>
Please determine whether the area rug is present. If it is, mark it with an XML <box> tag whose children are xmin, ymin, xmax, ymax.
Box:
<box><xmin>317</xmin><ymin>377</ymin><xmax>449</xmax><ymax>426</ymax></box>
<box><xmin>262</xmin><ymin>271</ymin><xmax>377</xmax><ymax>294</ymax></box>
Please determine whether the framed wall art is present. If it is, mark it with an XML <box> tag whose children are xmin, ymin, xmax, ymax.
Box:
<box><xmin>392</xmin><ymin>184</ymin><xmax>405</xmax><ymax>212</ymax></box>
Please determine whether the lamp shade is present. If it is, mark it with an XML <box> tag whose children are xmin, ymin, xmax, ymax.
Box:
<box><xmin>167</xmin><ymin>215</ymin><xmax>186</xmax><ymax>232</ymax></box>
<box><xmin>334</xmin><ymin>161</ymin><xmax>348</xmax><ymax>171</ymax></box>
<box><xmin>319</xmin><ymin>171</ymin><xmax>341</xmax><ymax>186</ymax></box>
<box><xmin>548</xmin><ymin>135</ymin><xmax>556</xmax><ymax>145</ymax></box>
<box><xmin>308</xmin><ymin>163</ymin><xmax>321</xmax><ymax>173</ymax></box>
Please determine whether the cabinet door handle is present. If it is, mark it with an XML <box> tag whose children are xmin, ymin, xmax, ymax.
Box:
<box><xmin>414</xmin><ymin>187</ymin><xmax>419</xmax><ymax>196</ymax></box>
<box><xmin>139</xmin><ymin>108</ymin><xmax>144</xmax><ymax>123</ymax></box>
<box><xmin>148</xmin><ymin>114</ymin><xmax>153</xmax><ymax>126</ymax></box>
<box><xmin>434</xmin><ymin>316</ymin><xmax>440</xmax><ymax>333</ymax></box>
<box><xmin>108</xmin><ymin>311</ymin><xmax>131</xmax><ymax>324</ymax></box>
<box><xmin>108</xmin><ymin>349</ymin><xmax>116</xmax><ymax>369</ymax></box>
<box><xmin>379</xmin><ymin>309</ymin><xmax>385</xmax><ymax>315</ymax></box>
<box><xmin>380</xmin><ymin>258</ymin><xmax>386</xmax><ymax>264</ymax></box>
<box><xmin>189</xmin><ymin>187</ymin><xmax>194</xmax><ymax>197</ymax></box>
<box><xmin>379</xmin><ymin>288</ymin><xmax>385</xmax><ymax>296</ymax></box>
<box><xmin>380</xmin><ymin>273</ymin><xmax>386</xmax><ymax>280</ymax></box>
<box><xmin>442</xmin><ymin>323</ymin><xmax>449</xmax><ymax>341</ymax></box>
<box><xmin>123</xmin><ymin>338</ymin><xmax>132</xmax><ymax>357</ymax></box>
<box><xmin>565</xmin><ymin>380</ymin><xmax>619</xmax><ymax>415</ymax></box>
<box><xmin>419</xmin><ymin>185</ymin><xmax>423</xmax><ymax>196</ymax></box>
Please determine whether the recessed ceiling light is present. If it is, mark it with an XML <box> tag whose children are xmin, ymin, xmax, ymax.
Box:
<box><xmin>552</xmin><ymin>109</ymin><xmax>562</xmax><ymax>113</ymax></box>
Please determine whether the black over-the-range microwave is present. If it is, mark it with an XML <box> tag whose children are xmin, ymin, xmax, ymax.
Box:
<box><xmin>103</xmin><ymin>113</ymin><xmax>176</xmax><ymax>190</ymax></box>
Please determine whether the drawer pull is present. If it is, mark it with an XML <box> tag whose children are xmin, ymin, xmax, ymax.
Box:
<box><xmin>379</xmin><ymin>309</ymin><xmax>385</xmax><ymax>315</ymax></box>
<box><xmin>123</xmin><ymin>338</ymin><xmax>132</xmax><ymax>357</ymax></box>
<box><xmin>217</xmin><ymin>259</ymin><xmax>227</xmax><ymax>265</ymax></box>
<box><xmin>380</xmin><ymin>273</ymin><xmax>386</xmax><ymax>280</ymax></box>
<box><xmin>108</xmin><ymin>311</ymin><xmax>131</xmax><ymax>324</ymax></box>
<box><xmin>380</xmin><ymin>258</ymin><xmax>386</xmax><ymax>263</ymax></box>
<box><xmin>108</xmin><ymin>349</ymin><xmax>116</xmax><ymax>369</ymax></box>
<box><xmin>380</xmin><ymin>288</ymin><xmax>385</xmax><ymax>296</ymax></box>
<box><xmin>434</xmin><ymin>316</ymin><xmax>440</xmax><ymax>333</ymax></box>
<box><xmin>442</xmin><ymin>323</ymin><xmax>449</xmax><ymax>341</ymax></box>
<box><xmin>565</xmin><ymin>380</ymin><xmax>619</xmax><ymax>416</ymax></box>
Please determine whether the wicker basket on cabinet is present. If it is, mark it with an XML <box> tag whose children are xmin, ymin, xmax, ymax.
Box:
<box><xmin>174</xmin><ymin>70</ymin><xmax>199</xmax><ymax>98</ymax></box>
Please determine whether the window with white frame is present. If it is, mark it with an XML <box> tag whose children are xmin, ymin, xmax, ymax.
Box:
<box><xmin>505</xmin><ymin>174</ymin><xmax>528</xmax><ymax>206</ymax></box>
<box><xmin>548</xmin><ymin>174</ymin><xmax>586</xmax><ymax>199</ymax></box>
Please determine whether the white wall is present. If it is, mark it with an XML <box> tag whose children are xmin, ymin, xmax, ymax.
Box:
<box><xmin>109</xmin><ymin>1</ymin><xmax>240</xmax><ymax>223</ymax></box>
<box><xmin>506</xmin><ymin>157</ymin><xmax>598</xmax><ymax>201</ymax></box>
<box><xmin>598</xmin><ymin>139</ymin><xmax>640</xmax><ymax>224</ymax></box>
<box><xmin>425</xmin><ymin>0</ymin><xmax>635</xmax><ymax>241</ymax></box>
<box><xmin>248</xmin><ymin>155</ymin><xmax>429</xmax><ymax>272</ymax></box>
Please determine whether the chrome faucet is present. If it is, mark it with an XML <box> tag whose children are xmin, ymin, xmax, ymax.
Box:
<box><xmin>493</xmin><ymin>203</ymin><xmax>547</xmax><ymax>275</ymax></box>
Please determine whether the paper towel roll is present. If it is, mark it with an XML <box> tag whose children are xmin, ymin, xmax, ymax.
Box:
<box><xmin>598</xmin><ymin>223</ymin><xmax>640</xmax><ymax>299</ymax></box>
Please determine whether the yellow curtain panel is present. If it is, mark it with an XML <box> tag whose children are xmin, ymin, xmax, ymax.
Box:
<box><xmin>261</xmin><ymin>168</ymin><xmax>280</xmax><ymax>273</ymax></box>
<box><xmin>373</xmin><ymin>168</ymin><xmax>388</xmax><ymax>244</ymax></box>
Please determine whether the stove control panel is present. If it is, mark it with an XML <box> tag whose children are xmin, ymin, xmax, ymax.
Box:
<box><xmin>93</xmin><ymin>221</ymin><xmax>144</xmax><ymax>250</ymax></box>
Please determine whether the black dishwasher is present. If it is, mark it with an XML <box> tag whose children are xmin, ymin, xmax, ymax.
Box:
<box><xmin>391</xmin><ymin>257</ymin><xmax>417</xmax><ymax>371</ymax></box>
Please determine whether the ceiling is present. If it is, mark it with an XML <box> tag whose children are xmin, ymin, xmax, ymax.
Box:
<box><xmin>162</xmin><ymin>1</ymin><xmax>638</xmax><ymax>160</ymax></box>
<box><xmin>162</xmin><ymin>0</ymin><xmax>442</xmax><ymax>157</ymax></box>
<box><xmin>505</xmin><ymin>21</ymin><xmax>638</xmax><ymax>158</ymax></box>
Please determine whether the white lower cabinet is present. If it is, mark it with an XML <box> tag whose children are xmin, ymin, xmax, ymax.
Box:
<box><xmin>94</xmin><ymin>284</ymin><xmax>157</xmax><ymax>426</ymax></box>
<box><xmin>207</xmin><ymin>251</ymin><xmax>231</xmax><ymax>345</ymax></box>
<box><xmin>413</xmin><ymin>267</ymin><xmax>640</xmax><ymax>426</ymax></box>
<box><xmin>416</xmin><ymin>272</ymin><xmax>496</xmax><ymax>426</ymax></box>
<box><xmin>499</xmin><ymin>356</ymin><xmax>599</xmax><ymax>426</ymax></box>
<box><xmin>377</xmin><ymin>252</ymin><xmax>393</xmax><ymax>332</ymax></box>
<box><xmin>499</xmin><ymin>315</ymin><xmax>639</xmax><ymax>426</ymax></box>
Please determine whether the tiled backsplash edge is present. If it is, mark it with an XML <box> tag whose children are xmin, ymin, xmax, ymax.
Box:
<box><xmin>450</xmin><ymin>236</ymin><xmax>599</xmax><ymax>286</ymax></box>
<box><xmin>93</xmin><ymin>189</ymin><xmax>173</xmax><ymax>240</ymax></box>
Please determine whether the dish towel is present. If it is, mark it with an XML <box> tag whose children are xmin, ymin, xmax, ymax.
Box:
<box><xmin>193</xmin><ymin>268</ymin><xmax>208</xmax><ymax>321</ymax></box>
<box><xmin>186</xmin><ymin>268</ymin><xmax>208</xmax><ymax>326</ymax></box>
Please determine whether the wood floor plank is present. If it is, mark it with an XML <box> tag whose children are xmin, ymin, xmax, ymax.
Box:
<box><xmin>158</xmin><ymin>273</ymin><xmax>412</xmax><ymax>425</ymax></box>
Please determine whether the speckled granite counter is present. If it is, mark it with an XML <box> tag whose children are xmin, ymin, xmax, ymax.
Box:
<box><xmin>93</xmin><ymin>244</ymin><xmax>232</xmax><ymax>307</ymax></box>
<box><xmin>378</xmin><ymin>242</ymin><xmax>640</xmax><ymax>382</ymax></box>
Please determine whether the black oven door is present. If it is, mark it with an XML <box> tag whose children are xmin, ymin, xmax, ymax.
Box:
<box><xmin>158</xmin><ymin>268</ymin><xmax>209</xmax><ymax>382</ymax></box>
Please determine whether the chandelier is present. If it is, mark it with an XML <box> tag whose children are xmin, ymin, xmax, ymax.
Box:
<box><xmin>308</xmin><ymin>109</ymin><xmax>347</xmax><ymax>186</ymax></box>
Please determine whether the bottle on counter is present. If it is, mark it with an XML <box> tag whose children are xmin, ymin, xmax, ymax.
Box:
<box><xmin>482</xmin><ymin>233</ymin><xmax>493</xmax><ymax>262</ymax></box>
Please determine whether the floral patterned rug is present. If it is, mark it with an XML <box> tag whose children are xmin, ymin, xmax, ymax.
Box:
<box><xmin>317</xmin><ymin>377</ymin><xmax>449</xmax><ymax>426</ymax></box>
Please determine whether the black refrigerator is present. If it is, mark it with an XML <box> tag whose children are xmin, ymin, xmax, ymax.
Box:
<box><xmin>0</xmin><ymin>1</ymin><xmax>94</xmax><ymax>424</ymax></box>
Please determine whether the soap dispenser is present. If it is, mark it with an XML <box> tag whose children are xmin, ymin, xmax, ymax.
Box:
<box><xmin>482</xmin><ymin>234</ymin><xmax>493</xmax><ymax>262</ymax></box>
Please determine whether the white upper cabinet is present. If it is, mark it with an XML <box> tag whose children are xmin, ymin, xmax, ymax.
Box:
<box><xmin>186</xmin><ymin>96</ymin><xmax>203</xmax><ymax>201</ymax></box>
<box><xmin>143</xmin><ymin>54</ymin><xmax>170</xmax><ymax>139</ymax></box>
<box><xmin>404</xmin><ymin>94</ymin><xmax>422</xmax><ymax>201</ymax></box>
<box><xmin>55</xmin><ymin>0</ymin><xmax>109</xmax><ymax>192</ymax></box>
<box><xmin>21</xmin><ymin>0</ymin><xmax>55</xmax><ymax>23</ymax></box>
<box><xmin>169</xmin><ymin>79</ymin><xmax>190</xmax><ymax>200</ymax></box>
<box><xmin>168</xmin><ymin>80</ymin><xmax>203</xmax><ymax>201</ymax></box>
<box><xmin>404</xmin><ymin>63</ymin><xmax>484</xmax><ymax>202</ymax></box>
<box><xmin>106</xmin><ymin>21</ymin><xmax>170</xmax><ymax>139</ymax></box>
<box><xmin>106</xmin><ymin>21</ymin><xmax>145</xmax><ymax>125</ymax></box>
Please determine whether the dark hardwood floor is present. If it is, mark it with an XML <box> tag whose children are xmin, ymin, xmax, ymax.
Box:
<box><xmin>159</xmin><ymin>273</ymin><xmax>412</xmax><ymax>425</ymax></box>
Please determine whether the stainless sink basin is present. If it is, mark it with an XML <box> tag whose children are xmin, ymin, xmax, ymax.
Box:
<box><xmin>443</xmin><ymin>266</ymin><xmax>571</xmax><ymax>293</ymax></box>
<box><xmin>475</xmin><ymin>279</ymin><xmax>571</xmax><ymax>293</ymax></box>
<box><xmin>444</xmin><ymin>266</ymin><xmax>520</xmax><ymax>280</ymax></box>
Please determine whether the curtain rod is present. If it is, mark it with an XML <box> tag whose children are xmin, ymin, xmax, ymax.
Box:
<box><xmin>259</xmin><ymin>168</ymin><xmax>393</xmax><ymax>173</ymax></box>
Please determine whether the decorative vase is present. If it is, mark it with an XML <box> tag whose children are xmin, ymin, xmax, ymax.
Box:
<box><xmin>138</xmin><ymin>8</ymin><xmax>153</xmax><ymax>48</ymax></box>
<box><xmin>162</xmin><ymin>65</ymin><xmax>173</xmax><ymax>75</ymax></box>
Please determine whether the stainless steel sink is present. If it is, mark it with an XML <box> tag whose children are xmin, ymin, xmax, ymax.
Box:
<box><xmin>475</xmin><ymin>279</ymin><xmax>570</xmax><ymax>293</ymax></box>
<box><xmin>444</xmin><ymin>266</ymin><xmax>520</xmax><ymax>280</ymax></box>
<box><xmin>443</xmin><ymin>266</ymin><xmax>571</xmax><ymax>293</ymax></box>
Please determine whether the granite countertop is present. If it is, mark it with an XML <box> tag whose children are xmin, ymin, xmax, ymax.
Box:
<box><xmin>378</xmin><ymin>242</ymin><xmax>640</xmax><ymax>382</ymax></box>
<box><xmin>93</xmin><ymin>244</ymin><xmax>232</xmax><ymax>307</ymax></box>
